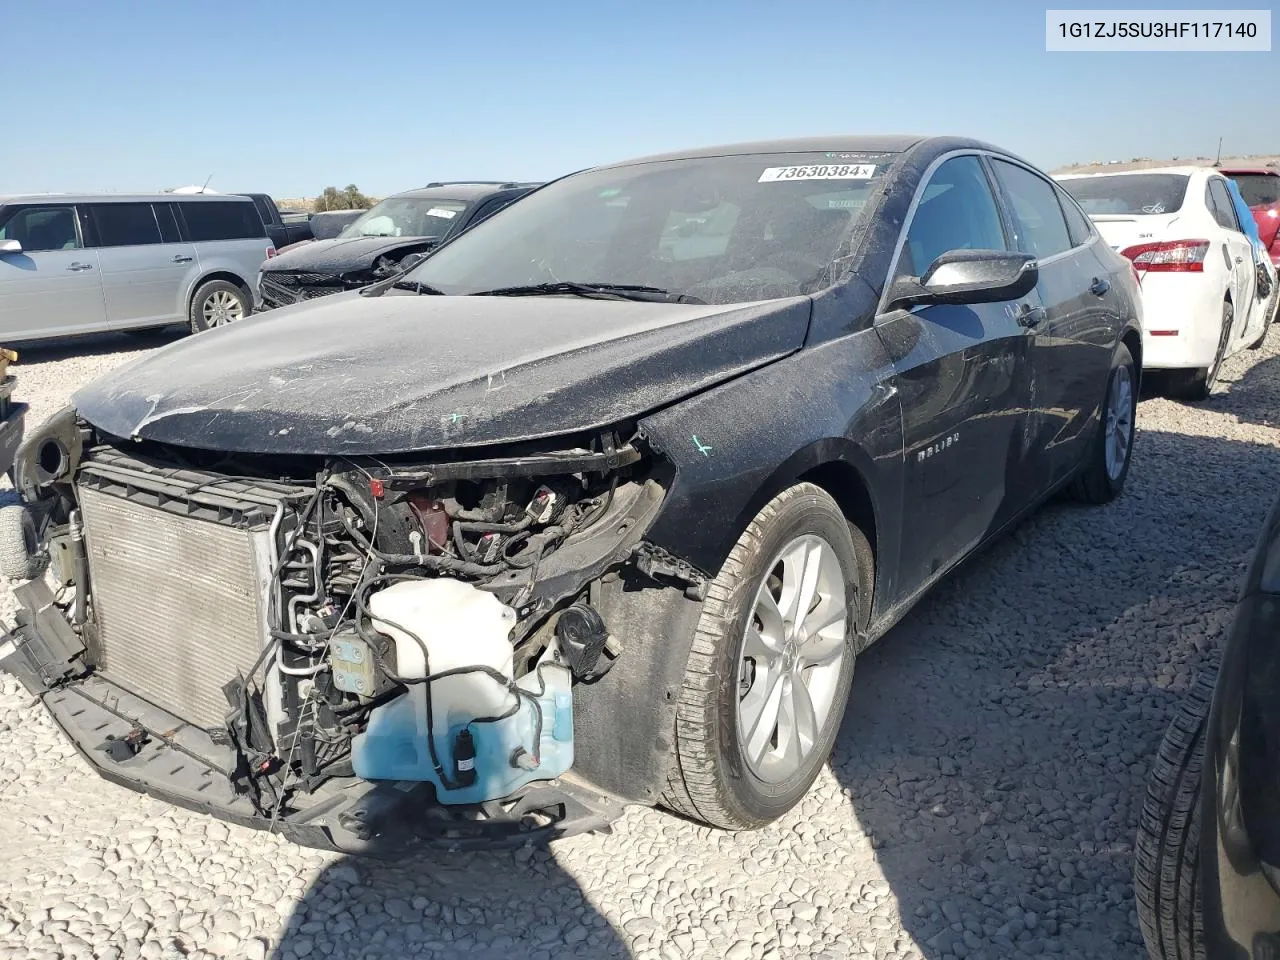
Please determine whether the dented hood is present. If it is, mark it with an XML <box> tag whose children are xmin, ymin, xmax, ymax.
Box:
<box><xmin>261</xmin><ymin>235</ymin><xmax>434</xmax><ymax>275</ymax></box>
<box><xmin>73</xmin><ymin>291</ymin><xmax>811</xmax><ymax>455</ymax></box>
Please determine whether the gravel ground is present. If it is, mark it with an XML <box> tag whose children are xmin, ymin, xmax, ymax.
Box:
<box><xmin>3</xmin><ymin>327</ymin><xmax>1280</xmax><ymax>960</ymax></box>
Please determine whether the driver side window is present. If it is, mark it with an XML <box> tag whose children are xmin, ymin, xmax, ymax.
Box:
<box><xmin>0</xmin><ymin>205</ymin><xmax>82</xmax><ymax>252</ymax></box>
<box><xmin>897</xmin><ymin>156</ymin><xmax>1008</xmax><ymax>279</ymax></box>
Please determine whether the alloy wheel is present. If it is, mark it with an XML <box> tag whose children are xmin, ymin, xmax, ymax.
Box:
<box><xmin>736</xmin><ymin>534</ymin><xmax>849</xmax><ymax>784</ymax></box>
<box><xmin>1104</xmin><ymin>364</ymin><xmax>1134</xmax><ymax>481</ymax></box>
<box><xmin>202</xmin><ymin>290</ymin><xmax>244</xmax><ymax>327</ymax></box>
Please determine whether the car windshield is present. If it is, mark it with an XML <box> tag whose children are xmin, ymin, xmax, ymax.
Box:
<box><xmin>401</xmin><ymin>152</ymin><xmax>896</xmax><ymax>304</ymax></box>
<box><xmin>1059</xmin><ymin>174</ymin><xmax>1189</xmax><ymax>215</ymax></box>
<box><xmin>340</xmin><ymin>198</ymin><xmax>468</xmax><ymax>238</ymax></box>
<box><xmin>1227</xmin><ymin>173</ymin><xmax>1280</xmax><ymax>208</ymax></box>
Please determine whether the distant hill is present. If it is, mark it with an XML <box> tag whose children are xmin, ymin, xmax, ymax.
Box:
<box><xmin>1053</xmin><ymin>154</ymin><xmax>1280</xmax><ymax>176</ymax></box>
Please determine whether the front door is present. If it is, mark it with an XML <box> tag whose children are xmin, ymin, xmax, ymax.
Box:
<box><xmin>877</xmin><ymin>154</ymin><xmax>1038</xmax><ymax>597</ymax></box>
<box><xmin>0</xmin><ymin>204</ymin><xmax>107</xmax><ymax>339</ymax></box>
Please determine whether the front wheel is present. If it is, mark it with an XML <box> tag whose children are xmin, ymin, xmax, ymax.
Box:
<box><xmin>1135</xmin><ymin>672</ymin><xmax>1212</xmax><ymax>960</ymax></box>
<box><xmin>189</xmin><ymin>280</ymin><xmax>251</xmax><ymax>334</ymax></box>
<box><xmin>661</xmin><ymin>482</ymin><xmax>872</xmax><ymax>829</ymax></box>
<box><xmin>1072</xmin><ymin>342</ymin><xmax>1136</xmax><ymax>504</ymax></box>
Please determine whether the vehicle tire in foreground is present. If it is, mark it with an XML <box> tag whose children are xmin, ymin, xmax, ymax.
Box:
<box><xmin>1072</xmin><ymin>342</ymin><xmax>1137</xmax><ymax>504</ymax></box>
<box><xmin>1169</xmin><ymin>300</ymin><xmax>1232</xmax><ymax>402</ymax></box>
<box><xmin>0</xmin><ymin>504</ymin><xmax>43</xmax><ymax>581</ymax></box>
<box><xmin>662</xmin><ymin>482</ymin><xmax>872</xmax><ymax>829</ymax></box>
<box><xmin>189</xmin><ymin>280</ymin><xmax>251</xmax><ymax>334</ymax></box>
<box><xmin>1134</xmin><ymin>670</ymin><xmax>1213</xmax><ymax>960</ymax></box>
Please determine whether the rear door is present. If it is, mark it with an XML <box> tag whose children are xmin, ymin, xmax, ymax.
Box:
<box><xmin>0</xmin><ymin>204</ymin><xmax>107</xmax><ymax>338</ymax></box>
<box><xmin>1207</xmin><ymin>176</ymin><xmax>1256</xmax><ymax>340</ymax></box>
<box><xmin>876</xmin><ymin>154</ymin><xmax>1038</xmax><ymax>595</ymax></box>
<box><xmin>86</xmin><ymin>202</ymin><xmax>197</xmax><ymax>328</ymax></box>
<box><xmin>989</xmin><ymin>158</ymin><xmax>1116</xmax><ymax>491</ymax></box>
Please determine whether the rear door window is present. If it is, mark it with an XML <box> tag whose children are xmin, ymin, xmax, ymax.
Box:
<box><xmin>179</xmin><ymin>200</ymin><xmax>265</xmax><ymax>241</ymax></box>
<box><xmin>990</xmin><ymin>160</ymin><xmax>1072</xmax><ymax>259</ymax></box>
<box><xmin>87</xmin><ymin>203</ymin><xmax>162</xmax><ymax>247</ymax></box>
<box><xmin>1207</xmin><ymin>179</ymin><xmax>1242</xmax><ymax>231</ymax></box>
<box><xmin>0</xmin><ymin>205</ymin><xmax>82</xmax><ymax>251</ymax></box>
<box><xmin>154</xmin><ymin>203</ymin><xmax>183</xmax><ymax>244</ymax></box>
<box><xmin>1055</xmin><ymin>186</ymin><xmax>1094</xmax><ymax>248</ymax></box>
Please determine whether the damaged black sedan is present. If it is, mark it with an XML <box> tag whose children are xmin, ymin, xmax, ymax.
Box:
<box><xmin>0</xmin><ymin>135</ymin><xmax>1143</xmax><ymax>853</ymax></box>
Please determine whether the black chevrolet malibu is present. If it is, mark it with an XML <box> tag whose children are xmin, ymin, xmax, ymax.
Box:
<box><xmin>1138</xmin><ymin>490</ymin><xmax>1280</xmax><ymax>959</ymax></box>
<box><xmin>0</xmin><ymin>135</ymin><xmax>1143</xmax><ymax>853</ymax></box>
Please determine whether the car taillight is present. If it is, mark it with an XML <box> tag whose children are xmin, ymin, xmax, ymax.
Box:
<box><xmin>1120</xmin><ymin>239</ymin><xmax>1210</xmax><ymax>273</ymax></box>
<box><xmin>266</xmin><ymin>246</ymin><xmax>277</xmax><ymax>259</ymax></box>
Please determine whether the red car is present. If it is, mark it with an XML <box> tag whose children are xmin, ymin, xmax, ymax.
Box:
<box><xmin>1220</xmin><ymin>167</ymin><xmax>1280</xmax><ymax>265</ymax></box>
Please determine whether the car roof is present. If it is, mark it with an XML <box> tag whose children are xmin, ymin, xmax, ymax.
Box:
<box><xmin>595</xmin><ymin>134</ymin><xmax>931</xmax><ymax>169</ymax></box>
<box><xmin>390</xmin><ymin>182</ymin><xmax>541</xmax><ymax>202</ymax></box>
<box><xmin>0</xmin><ymin>192</ymin><xmax>254</xmax><ymax>205</ymax></box>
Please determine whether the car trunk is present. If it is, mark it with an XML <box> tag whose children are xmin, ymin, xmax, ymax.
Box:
<box><xmin>1088</xmin><ymin>213</ymin><xmax>1182</xmax><ymax>253</ymax></box>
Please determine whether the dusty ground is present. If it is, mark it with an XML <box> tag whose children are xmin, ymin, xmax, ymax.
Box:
<box><xmin>1052</xmin><ymin>153</ymin><xmax>1280</xmax><ymax>175</ymax></box>
<box><xmin>2</xmin><ymin>325</ymin><xmax>1279</xmax><ymax>960</ymax></box>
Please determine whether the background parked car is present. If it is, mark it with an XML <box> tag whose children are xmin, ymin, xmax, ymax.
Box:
<box><xmin>234</xmin><ymin>193</ymin><xmax>313</xmax><ymax>251</ymax></box>
<box><xmin>1059</xmin><ymin>167</ymin><xmax>1269</xmax><ymax>400</ymax></box>
<box><xmin>0</xmin><ymin>194</ymin><xmax>274</xmax><ymax>340</ymax></box>
<box><xmin>1220</xmin><ymin>167</ymin><xmax>1280</xmax><ymax>266</ymax></box>
<box><xmin>257</xmin><ymin>181</ymin><xmax>539</xmax><ymax>308</ymax></box>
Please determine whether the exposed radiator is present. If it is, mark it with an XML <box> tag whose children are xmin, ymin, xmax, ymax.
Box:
<box><xmin>77</xmin><ymin>484</ymin><xmax>276</xmax><ymax>728</ymax></box>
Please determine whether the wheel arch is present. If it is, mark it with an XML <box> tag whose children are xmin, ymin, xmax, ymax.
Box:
<box><xmin>186</xmin><ymin>271</ymin><xmax>254</xmax><ymax>315</ymax></box>
<box><xmin>1121</xmin><ymin>325</ymin><xmax>1143</xmax><ymax>385</ymax></box>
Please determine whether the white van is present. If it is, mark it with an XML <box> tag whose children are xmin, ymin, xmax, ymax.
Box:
<box><xmin>0</xmin><ymin>194</ymin><xmax>275</xmax><ymax>341</ymax></box>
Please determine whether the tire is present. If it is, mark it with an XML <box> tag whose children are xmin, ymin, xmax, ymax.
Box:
<box><xmin>1249</xmin><ymin>293</ymin><xmax>1276</xmax><ymax>350</ymax></box>
<box><xmin>0</xmin><ymin>504</ymin><xmax>43</xmax><ymax>581</ymax></box>
<box><xmin>1169</xmin><ymin>300</ymin><xmax>1232</xmax><ymax>402</ymax></box>
<box><xmin>1072</xmin><ymin>342</ymin><xmax>1137</xmax><ymax>504</ymax></box>
<box><xmin>1135</xmin><ymin>671</ymin><xmax>1213</xmax><ymax>960</ymax></box>
<box><xmin>661</xmin><ymin>482</ymin><xmax>872</xmax><ymax>829</ymax></box>
<box><xmin>188</xmin><ymin>279</ymin><xmax>251</xmax><ymax>334</ymax></box>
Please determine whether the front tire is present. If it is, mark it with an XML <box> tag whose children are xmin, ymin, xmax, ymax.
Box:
<box><xmin>1072</xmin><ymin>342</ymin><xmax>1136</xmax><ymax>504</ymax></box>
<box><xmin>662</xmin><ymin>483</ymin><xmax>871</xmax><ymax>829</ymax></box>
<box><xmin>1135</xmin><ymin>672</ymin><xmax>1212</xmax><ymax>960</ymax></box>
<box><xmin>189</xmin><ymin>280</ymin><xmax>251</xmax><ymax>334</ymax></box>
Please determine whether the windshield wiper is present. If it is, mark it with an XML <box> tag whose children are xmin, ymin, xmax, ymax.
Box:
<box><xmin>471</xmin><ymin>281</ymin><xmax>704</xmax><ymax>304</ymax></box>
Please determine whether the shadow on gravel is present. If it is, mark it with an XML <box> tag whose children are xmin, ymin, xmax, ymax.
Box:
<box><xmin>9</xmin><ymin>328</ymin><xmax>183</xmax><ymax>363</ymax></box>
<box><xmin>1217</xmin><ymin>351</ymin><xmax>1280</xmax><ymax>429</ymax></box>
<box><xmin>270</xmin><ymin>847</ymin><xmax>625</xmax><ymax>960</ymax></box>
<box><xmin>828</xmin><ymin>419</ymin><xmax>1280</xmax><ymax>957</ymax></box>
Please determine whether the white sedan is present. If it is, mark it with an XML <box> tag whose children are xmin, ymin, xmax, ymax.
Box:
<box><xmin>1058</xmin><ymin>166</ymin><xmax>1272</xmax><ymax>400</ymax></box>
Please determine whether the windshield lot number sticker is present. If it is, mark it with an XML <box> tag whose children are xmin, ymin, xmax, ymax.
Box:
<box><xmin>426</xmin><ymin>207</ymin><xmax>458</xmax><ymax>218</ymax></box>
<box><xmin>759</xmin><ymin>164</ymin><xmax>877</xmax><ymax>182</ymax></box>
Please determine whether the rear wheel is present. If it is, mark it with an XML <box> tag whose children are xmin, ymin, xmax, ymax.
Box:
<box><xmin>662</xmin><ymin>483</ymin><xmax>871</xmax><ymax>829</ymax></box>
<box><xmin>1135</xmin><ymin>672</ymin><xmax>1212</xmax><ymax>960</ymax></box>
<box><xmin>1072</xmin><ymin>343</ymin><xmax>1136</xmax><ymax>504</ymax></box>
<box><xmin>1169</xmin><ymin>300</ymin><xmax>1232</xmax><ymax>401</ymax></box>
<box><xmin>0</xmin><ymin>504</ymin><xmax>43</xmax><ymax>581</ymax></box>
<box><xmin>189</xmin><ymin>280</ymin><xmax>251</xmax><ymax>334</ymax></box>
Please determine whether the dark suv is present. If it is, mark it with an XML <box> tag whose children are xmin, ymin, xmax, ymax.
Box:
<box><xmin>257</xmin><ymin>181</ymin><xmax>539</xmax><ymax>308</ymax></box>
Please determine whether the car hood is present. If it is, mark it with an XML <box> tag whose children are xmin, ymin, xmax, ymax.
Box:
<box><xmin>73</xmin><ymin>291</ymin><xmax>811</xmax><ymax>455</ymax></box>
<box><xmin>261</xmin><ymin>235</ymin><xmax>435</xmax><ymax>275</ymax></box>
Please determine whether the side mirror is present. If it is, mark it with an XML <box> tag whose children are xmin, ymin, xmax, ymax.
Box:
<box><xmin>0</xmin><ymin>239</ymin><xmax>22</xmax><ymax>255</ymax></box>
<box><xmin>886</xmin><ymin>249</ymin><xmax>1038</xmax><ymax>310</ymax></box>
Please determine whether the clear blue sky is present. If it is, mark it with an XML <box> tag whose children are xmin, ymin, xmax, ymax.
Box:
<box><xmin>4</xmin><ymin>0</ymin><xmax>1275</xmax><ymax>197</ymax></box>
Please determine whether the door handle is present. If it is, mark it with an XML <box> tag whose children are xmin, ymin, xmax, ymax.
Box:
<box><xmin>66</xmin><ymin>262</ymin><xmax>93</xmax><ymax>272</ymax></box>
<box><xmin>1016</xmin><ymin>303</ymin><xmax>1047</xmax><ymax>328</ymax></box>
<box><xmin>1089</xmin><ymin>277</ymin><xmax>1110</xmax><ymax>297</ymax></box>
<box><xmin>170</xmin><ymin>255</ymin><xmax>193</xmax><ymax>264</ymax></box>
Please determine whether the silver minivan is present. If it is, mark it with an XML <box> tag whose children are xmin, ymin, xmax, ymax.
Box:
<box><xmin>0</xmin><ymin>194</ymin><xmax>275</xmax><ymax>341</ymax></box>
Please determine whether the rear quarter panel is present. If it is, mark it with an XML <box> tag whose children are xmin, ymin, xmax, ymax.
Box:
<box><xmin>189</xmin><ymin>239</ymin><xmax>273</xmax><ymax>311</ymax></box>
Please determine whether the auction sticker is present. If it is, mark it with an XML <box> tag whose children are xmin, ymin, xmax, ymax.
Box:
<box><xmin>759</xmin><ymin>164</ymin><xmax>876</xmax><ymax>182</ymax></box>
<box><xmin>427</xmin><ymin>207</ymin><xmax>458</xmax><ymax>218</ymax></box>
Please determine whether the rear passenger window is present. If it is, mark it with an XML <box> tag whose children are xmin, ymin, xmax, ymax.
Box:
<box><xmin>1207</xmin><ymin>179</ymin><xmax>1242</xmax><ymax>231</ymax></box>
<box><xmin>154</xmin><ymin>203</ymin><xmax>182</xmax><ymax>244</ymax></box>
<box><xmin>0</xmin><ymin>205</ymin><xmax>81</xmax><ymax>251</ymax></box>
<box><xmin>180</xmin><ymin>201</ymin><xmax>264</xmax><ymax>241</ymax></box>
<box><xmin>897</xmin><ymin>155</ymin><xmax>1008</xmax><ymax>279</ymax></box>
<box><xmin>990</xmin><ymin>160</ymin><xmax>1072</xmax><ymax>259</ymax></box>
<box><xmin>1055</xmin><ymin>186</ymin><xmax>1094</xmax><ymax>248</ymax></box>
<box><xmin>88</xmin><ymin>203</ymin><xmax>162</xmax><ymax>247</ymax></box>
